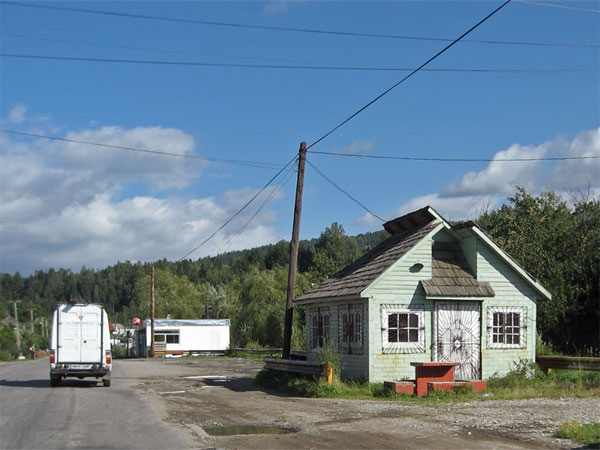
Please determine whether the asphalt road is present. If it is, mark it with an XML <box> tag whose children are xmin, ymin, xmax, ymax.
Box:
<box><xmin>0</xmin><ymin>358</ymin><xmax>197</xmax><ymax>449</ymax></box>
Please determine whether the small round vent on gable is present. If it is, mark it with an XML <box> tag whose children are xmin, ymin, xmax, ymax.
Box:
<box><xmin>410</xmin><ymin>263</ymin><xmax>424</xmax><ymax>273</ymax></box>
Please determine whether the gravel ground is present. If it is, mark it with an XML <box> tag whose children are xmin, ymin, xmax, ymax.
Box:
<box><xmin>133</xmin><ymin>357</ymin><xmax>600</xmax><ymax>449</ymax></box>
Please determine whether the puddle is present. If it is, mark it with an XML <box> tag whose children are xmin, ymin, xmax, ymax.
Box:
<box><xmin>203</xmin><ymin>425</ymin><xmax>297</xmax><ymax>436</ymax></box>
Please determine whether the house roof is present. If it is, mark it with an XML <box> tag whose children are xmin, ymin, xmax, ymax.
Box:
<box><xmin>295</xmin><ymin>220</ymin><xmax>441</xmax><ymax>302</ymax></box>
<box><xmin>420</xmin><ymin>241</ymin><xmax>495</xmax><ymax>298</ymax></box>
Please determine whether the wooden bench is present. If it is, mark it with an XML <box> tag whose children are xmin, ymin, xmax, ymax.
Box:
<box><xmin>263</xmin><ymin>358</ymin><xmax>333</xmax><ymax>384</ymax></box>
<box><xmin>536</xmin><ymin>356</ymin><xmax>600</xmax><ymax>373</ymax></box>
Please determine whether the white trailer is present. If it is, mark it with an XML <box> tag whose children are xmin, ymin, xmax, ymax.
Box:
<box><xmin>136</xmin><ymin>319</ymin><xmax>230</xmax><ymax>357</ymax></box>
<box><xmin>49</xmin><ymin>301</ymin><xmax>112</xmax><ymax>387</ymax></box>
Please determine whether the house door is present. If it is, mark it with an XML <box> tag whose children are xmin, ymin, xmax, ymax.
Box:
<box><xmin>435</xmin><ymin>301</ymin><xmax>481</xmax><ymax>380</ymax></box>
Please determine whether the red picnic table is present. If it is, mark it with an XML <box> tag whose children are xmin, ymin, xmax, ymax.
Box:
<box><xmin>410</xmin><ymin>362</ymin><xmax>459</xmax><ymax>397</ymax></box>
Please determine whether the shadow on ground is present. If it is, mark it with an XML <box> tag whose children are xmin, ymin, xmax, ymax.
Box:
<box><xmin>0</xmin><ymin>378</ymin><xmax>101</xmax><ymax>388</ymax></box>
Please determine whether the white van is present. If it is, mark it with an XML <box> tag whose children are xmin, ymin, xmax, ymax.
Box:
<box><xmin>49</xmin><ymin>301</ymin><xmax>112</xmax><ymax>387</ymax></box>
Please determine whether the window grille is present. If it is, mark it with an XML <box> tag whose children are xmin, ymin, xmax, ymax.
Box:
<box><xmin>338</xmin><ymin>304</ymin><xmax>364</xmax><ymax>355</ymax></box>
<box><xmin>487</xmin><ymin>307</ymin><xmax>526</xmax><ymax>349</ymax></box>
<box><xmin>310</xmin><ymin>307</ymin><xmax>330</xmax><ymax>348</ymax></box>
<box><xmin>381</xmin><ymin>305</ymin><xmax>425</xmax><ymax>353</ymax></box>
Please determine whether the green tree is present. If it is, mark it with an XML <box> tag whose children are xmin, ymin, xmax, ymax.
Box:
<box><xmin>309</xmin><ymin>222</ymin><xmax>360</xmax><ymax>282</ymax></box>
<box><xmin>479</xmin><ymin>188</ymin><xmax>599</xmax><ymax>353</ymax></box>
<box><xmin>130</xmin><ymin>268</ymin><xmax>205</xmax><ymax>319</ymax></box>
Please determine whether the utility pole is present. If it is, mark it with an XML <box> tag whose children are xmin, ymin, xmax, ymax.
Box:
<box><xmin>10</xmin><ymin>300</ymin><xmax>22</xmax><ymax>354</ymax></box>
<box><xmin>150</xmin><ymin>266</ymin><xmax>155</xmax><ymax>357</ymax></box>
<box><xmin>282</xmin><ymin>142</ymin><xmax>307</xmax><ymax>359</ymax></box>
<box><xmin>28</xmin><ymin>309</ymin><xmax>34</xmax><ymax>333</ymax></box>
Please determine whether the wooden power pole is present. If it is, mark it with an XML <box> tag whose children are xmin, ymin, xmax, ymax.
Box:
<box><xmin>28</xmin><ymin>309</ymin><xmax>34</xmax><ymax>333</ymax></box>
<box><xmin>10</xmin><ymin>300</ymin><xmax>22</xmax><ymax>354</ymax></box>
<box><xmin>150</xmin><ymin>266</ymin><xmax>155</xmax><ymax>357</ymax></box>
<box><xmin>282</xmin><ymin>142</ymin><xmax>307</xmax><ymax>359</ymax></box>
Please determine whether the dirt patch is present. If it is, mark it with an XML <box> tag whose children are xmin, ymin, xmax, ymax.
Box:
<box><xmin>133</xmin><ymin>357</ymin><xmax>599</xmax><ymax>449</ymax></box>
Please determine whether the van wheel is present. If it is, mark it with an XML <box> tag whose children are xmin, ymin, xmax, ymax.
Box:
<box><xmin>103</xmin><ymin>379</ymin><xmax>111</xmax><ymax>387</ymax></box>
<box><xmin>50</xmin><ymin>376</ymin><xmax>60</xmax><ymax>387</ymax></box>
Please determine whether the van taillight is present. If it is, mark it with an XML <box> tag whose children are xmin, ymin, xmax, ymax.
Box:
<box><xmin>50</xmin><ymin>350</ymin><xmax>55</xmax><ymax>364</ymax></box>
<box><xmin>105</xmin><ymin>351</ymin><xmax>111</xmax><ymax>365</ymax></box>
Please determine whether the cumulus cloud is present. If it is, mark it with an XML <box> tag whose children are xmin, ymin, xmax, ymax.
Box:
<box><xmin>356</xmin><ymin>128</ymin><xmax>600</xmax><ymax>225</ymax></box>
<box><xmin>0</xmin><ymin>126</ymin><xmax>283</xmax><ymax>274</ymax></box>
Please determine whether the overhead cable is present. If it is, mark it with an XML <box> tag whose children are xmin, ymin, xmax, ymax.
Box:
<box><xmin>514</xmin><ymin>0</ymin><xmax>600</xmax><ymax>13</ymax></box>
<box><xmin>220</xmin><ymin>168</ymin><xmax>296</xmax><ymax>254</ymax></box>
<box><xmin>2</xmin><ymin>32</ymin><xmax>598</xmax><ymax>57</ymax></box>
<box><xmin>308</xmin><ymin>150</ymin><xmax>600</xmax><ymax>162</ymax></box>
<box><xmin>305</xmin><ymin>158</ymin><xmax>385</xmax><ymax>223</ymax></box>
<box><xmin>178</xmin><ymin>156</ymin><xmax>298</xmax><ymax>261</ymax></box>
<box><xmin>307</xmin><ymin>0</ymin><xmax>513</xmax><ymax>150</ymax></box>
<box><xmin>0</xmin><ymin>129</ymin><xmax>288</xmax><ymax>170</ymax></box>
<box><xmin>2</xmin><ymin>53</ymin><xmax>596</xmax><ymax>73</ymax></box>
<box><xmin>4</xmin><ymin>1</ymin><xmax>596</xmax><ymax>48</ymax></box>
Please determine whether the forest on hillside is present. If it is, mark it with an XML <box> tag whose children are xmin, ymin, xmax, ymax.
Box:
<box><xmin>1</xmin><ymin>189</ymin><xmax>598</xmax><ymax>357</ymax></box>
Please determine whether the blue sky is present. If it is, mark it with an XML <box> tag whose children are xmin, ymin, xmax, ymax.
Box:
<box><xmin>1</xmin><ymin>0</ymin><xmax>599</xmax><ymax>275</ymax></box>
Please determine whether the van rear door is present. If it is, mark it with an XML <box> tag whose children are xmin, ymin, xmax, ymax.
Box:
<box><xmin>58</xmin><ymin>305</ymin><xmax>102</xmax><ymax>363</ymax></box>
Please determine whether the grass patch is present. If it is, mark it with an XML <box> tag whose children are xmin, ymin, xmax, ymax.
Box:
<box><xmin>486</xmin><ymin>360</ymin><xmax>600</xmax><ymax>400</ymax></box>
<box><xmin>556</xmin><ymin>421</ymin><xmax>600</xmax><ymax>445</ymax></box>
<box><xmin>254</xmin><ymin>359</ymin><xmax>600</xmax><ymax>403</ymax></box>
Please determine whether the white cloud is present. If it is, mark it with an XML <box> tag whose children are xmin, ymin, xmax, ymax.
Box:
<box><xmin>337</xmin><ymin>138</ymin><xmax>376</xmax><ymax>155</ymax></box>
<box><xmin>0</xmin><ymin>125</ymin><xmax>283</xmax><ymax>274</ymax></box>
<box><xmin>9</xmin><ymin>104</ymin><xmax>27</xmax><ymax>124</ymax></box>
<box><xmin>377</xmin><ymin>128</ymin><xmax>600</xmax><ymax>224</ymax></box>
<box><xmin>262</xmin><ymin>1</ymin><xmax>292</xmax><ymax>15</ymax></box>
<box><xmin>550</xmin><ymin>127</ymin><xmax>600</xmax><ymax>190</ymax></box>
<box><xmin>262</xmin><ymin>0</ymin><xmax>306</xmax><ymax>15</ymax></box>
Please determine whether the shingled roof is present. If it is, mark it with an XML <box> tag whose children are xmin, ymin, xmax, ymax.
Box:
<box><xmin>295</xmin><ymin>220</ymin><xmax>440</xmax><ymax>302</ymax></box>
<box><xmin>420</xmin><ymin>241</ymin><xmax>495</xmax><ymax>298</ymax></box>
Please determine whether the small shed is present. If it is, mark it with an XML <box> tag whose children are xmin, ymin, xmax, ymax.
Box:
<box><xmin>136</xmin><ymin>318</ymin><xmax>230</xmax><ymax>356</ymax></box>
<box><xmin>295</xmin><ymin>206</ymin><xmax>551</xmax><ymax>382</ymax></box>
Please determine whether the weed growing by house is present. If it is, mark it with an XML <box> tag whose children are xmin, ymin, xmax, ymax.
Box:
<box><xmin>556</xmin><ymin>421</ymin><xmax>600</xmax><ymax>445</ymax></box>
<box><xmin>316</xmin><ymin>342</ymin><xmax>344</xmax><ymax>379</ymax></box>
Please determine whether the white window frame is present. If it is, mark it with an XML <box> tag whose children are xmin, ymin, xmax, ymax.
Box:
<box><xmin>487</xmin><ymin>307</ymin><xmax>526</xmax><ymax>349</ymax></box>
<box><xmin>338</xmin><ymin>304</ymin><xmax>364</xmax><ymax>355</ymax></box>
<box><xmin>154</xmin><ymin>330</ymin><xmax>180</xmax><ymax>345</ymax></box>
<box><xmin>381</xmin><ymin>305</ymin><xmax>425</xmax><ymax>353</ymax></box>
<box><xmin>309</xmin><ymin>307</ymin><xmax>330</xmax><ymax>349</ymax></box>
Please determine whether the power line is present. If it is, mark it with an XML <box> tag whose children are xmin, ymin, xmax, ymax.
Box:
<box><xmin>0</xmin><ymin>129</ymin><xmax>288</xmax><ymax>170</ymax></box>
<box><xmin>178</xmin><ymin>156</ymin><xmax>298</xmax><ymax>261</ymax></box>
<box><xmin>308</xmin><ymin>150</ymin><xmax>600</xmax><ymax>162</ymax></box>
<box><xmin>514</xmin><ymin>0</ymin><xmax>600</xmax><ymax>13</ymax></box>
<box><xmin>3</xmin><ymin>1</ymin><xmax>597</xmax><ymax>48</ymax></box>
<box><xmin>306</xmin><ymin>158</ymin><xmax>384</xmax><ymax>223</ymax></box>
<box><xmin>307</xmin><ymin>0</ymin><xmax>514</xmax><ymax>151</ymax></box>
<box><xmin>221</xmin><ymin>167</ymin><xmax>296</xmax><ymax>254</ymax></box>
<box><xmin>3</xmin><ymin>53</ymin><xmax>596</xmax><ymax>73</ymax></box>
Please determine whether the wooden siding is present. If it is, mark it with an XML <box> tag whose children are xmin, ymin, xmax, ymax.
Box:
<box><xmin>475</xmin><ymin>240</ymin><xmax>537</xmax><ymax>378</ymax></box>
<box><xmin>305</xmin><ymin>300</ymin><xmax>369</xmax><ymax>380</ymax></box>
<box><xmin>365</xmin><ymin>235</ymin><xmax>434</xmax><ymax>382</ymax></box>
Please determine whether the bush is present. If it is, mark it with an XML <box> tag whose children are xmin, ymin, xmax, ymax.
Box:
<box><xmin>111</xmin><ymin>345</ymin><xmax>127</xmax><ymax>359</ymax></box>
<box><xmin>0</xmin><ymin>350</ymin><xmax>15</xmax><ymax>361</ymax></box>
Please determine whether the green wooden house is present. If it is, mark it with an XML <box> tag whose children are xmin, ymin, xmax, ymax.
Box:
<box><xmin>295</xmin><ymin>207</ymin><xmax>551</xmax><ymax>382</ymax></box>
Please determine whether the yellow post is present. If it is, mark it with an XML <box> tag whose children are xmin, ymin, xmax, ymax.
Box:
<box><xmin>325</xmin><ymin>362</ymin><xmax>334</xmax><ymax>385</ymax></box>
